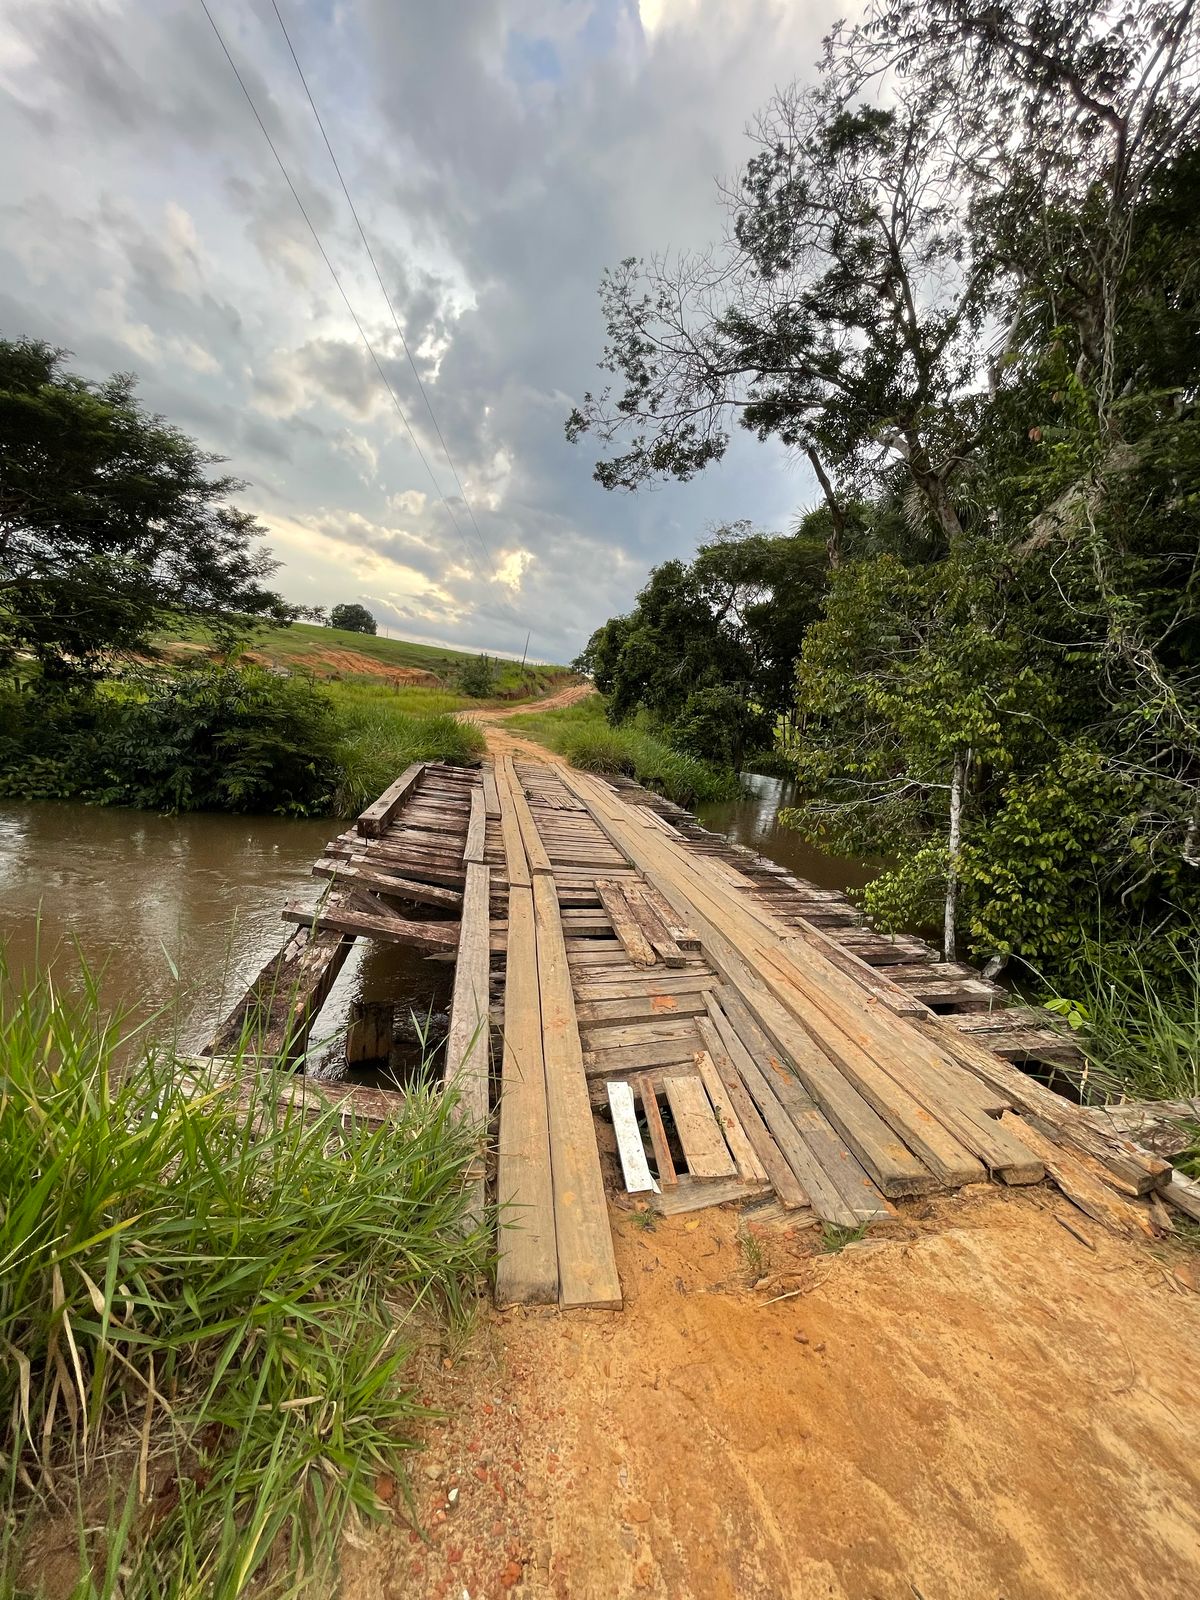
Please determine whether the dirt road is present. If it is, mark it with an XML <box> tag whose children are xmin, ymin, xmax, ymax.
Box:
<box><xmin>343</xmin><ymin>712</ymin><xmax>1200</xmax><ymax>1600</ymax></box>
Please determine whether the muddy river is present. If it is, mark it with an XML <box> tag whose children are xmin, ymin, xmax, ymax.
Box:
<box><xmin>0</xmin><ymin>800</ymin><xmax>452</xmax><ymax>1066</ymax></box>
<box><xmin>0</xmin><ymin>773</ymin><xmax>871</xmax><ymax>1066</ymax></box>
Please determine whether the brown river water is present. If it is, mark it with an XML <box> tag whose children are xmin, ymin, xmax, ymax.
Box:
<box><xmin>0</xmin><ymin>773</ymin><xmax>871</xmax><ymax>1069</ymax></box>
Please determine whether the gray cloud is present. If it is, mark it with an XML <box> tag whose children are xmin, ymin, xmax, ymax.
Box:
<box><xmin>0</xmin><ymin>0</ymin><xmax>842</xmax><ymax>662</ymax></box>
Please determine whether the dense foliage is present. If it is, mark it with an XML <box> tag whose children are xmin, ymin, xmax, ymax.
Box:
<box><xmin>0</xmin><ymin>666</ymin><xmax>343</xmax><ymax>815</ymax></box>
<box><xmin>0</xmin><ymin>339</ymin><xmax>294</xmax><ymax>674</ymax></box>
<box><xmin>575</xmin><ymin>519</ymin><xmax>827</xmax><ymax>768</ymax></box>
<box><xmin>457</xmin><ymin>650</ymin><xmax>498</xmax><ymax>698</ymax></box>
<box><xmin>570</xmin><ymin>0</ymin><xmax>1200</xmax><ymax>990</ymax></box>
<box><xmin>329</xmin><ymin>601</ymin><xmax>377</xmax><ymax>634</ymax></box>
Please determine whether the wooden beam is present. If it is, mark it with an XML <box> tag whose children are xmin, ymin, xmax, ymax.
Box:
<box><xmin>532</xmin><ymin>873</ymin><xmax>622</xmax><ymax>1309</ymax></box>
<box><xmin>495</xmin><ymin>885</ymin><xmax>558</xmax><ymax>1305</ymax></box>
<box><xmin>356</xmin><ymin>762</ymin><xmax>424</xmax><ymax>837</ymax></box>
<box><xmin>283</xmin><ymin>900</ymin><xmax>458</xmax><ymax>953</ymax></box>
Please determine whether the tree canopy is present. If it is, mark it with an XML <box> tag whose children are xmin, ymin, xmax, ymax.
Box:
<box><xmin>0</xmin><ymin>339</ymin><xmax>294</xmax><ymax>675</ymax></box>
<box><xmin>569</xmin><ymin>0</ymin><xmax>1200</xmax><ymax>978</ymax></box>
<box><xmin>329</xmin><ymin>602</ymin><xmax>377</xmax><ymax>635</ymax></box>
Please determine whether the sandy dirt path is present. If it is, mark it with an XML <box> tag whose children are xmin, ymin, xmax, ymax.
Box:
<box><xmin>346</xmin><ymin>1193</ymin><xmax>1200</xmax><ymax>1599</ymax></box>
<box><xmin>343</xmin><ymin>707</ymin><xmax>1200</xmax><ymax>1599</ymax></box>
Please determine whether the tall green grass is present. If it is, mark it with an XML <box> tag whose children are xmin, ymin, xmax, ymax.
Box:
<box><xmin>506</xmin><ymin>697</ymin><xmax>740</xmax><ymax>808</ymax></box>
<box><xmin>0</xmin><ymin>957</ymin><xmax>491</xmax><ymax>1597</ymax></box>
<box><xmin>323</xmin><ymin>682</ymin><xmax>486</xmax><ymax>815</ymax></box>
<box><xmin>1051</xmin><ymin>931</ymin><xmax>1200</xmax><ymax>1103</ymax></box>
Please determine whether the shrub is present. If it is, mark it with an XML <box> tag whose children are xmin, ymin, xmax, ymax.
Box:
<box><xmin>669</xmin><ymin>686</ymin><xmax>772</xmax><ymax>770</ymax></box>
<box><xmin>332</xmin><ymin>704</ymin><xmax>485</xmax><ymax>815</ymax></box>
<box><xmin>456</xmin><ymin>652</ymin><xmax>498</xmax><ymax>698</ymax></box>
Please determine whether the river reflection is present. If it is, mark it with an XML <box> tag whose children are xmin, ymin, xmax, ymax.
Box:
<box><xmin>695</xmin><ymin>771</ymin><xmax>879</xmax><ymax>895</ymax></box>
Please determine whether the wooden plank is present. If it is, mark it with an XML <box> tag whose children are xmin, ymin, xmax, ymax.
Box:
<box><xmin>694</xmin><ymin>1017</ymin><xmax>808</xmax><ymax>1209</ymax></box>
<box><xmin>463</xmin><ymin>787</ymin><xmax>487</xmax><ymax>866</ymax></box>
<box><xmin>496</xmin><ymin>886</ymin><xmax>557</xmax><ymax>1305</ymax></box>
<box><xmin>445</xmin><ymin>863</ymin><xmax>492</xmax><ymax>1222</ymax></box>
<box><xmin>575</xmin><ymin>993</ymin><xmax>712</xmax><ymax>1029</ymax></box>
<box><xmin>313</xmin><ymin>857</ymin><xmax>463</xmax><ymax>910</ymax></box>
<box><xmin>495</xmin><ymin>758</ymin><xmax>532</xmax><ymax>890</ymax></box>
<box><xmin>574</xmin><ymin>974</ymin><xmax>718</xmax><ymax>1002</ymax></box>
<box><xmin>713</xmin><ymin>990</ymin><xmax>890</xmax><ymax>1224</ymax></box>
<box><xmin>635</xmin><ymin>1073</ymin><xmax>677</xmax><ymax>1187</ymax></box>
<box><xmin>693</xmin><ymin>1049</ymin><xmax>768</xmax><ymax>1183</ymax></box>
<box><xmin>482</xmin><ymin>765</ymin><xmax>502</xmax><ymax>819</ymax></box>
<box><xmin>924</xmin><ymin>1018</ymin><xmax>1170</xmax><ymax>1195</ymax></box>
<box><xmin>650</xmin><ymin>1176</ymin><xmax>770</xmax><ymax>1215</ymax></box>
<box><xmin>583</xmin><ymin>1038</ymin><xmax>708</xmax><ymax>1077</ymax></box>
<box><xmin>504</xmin><ymin>756</ymin><xmax>554</xmax><ymax>876</ymax></box>
<box><xmin>623</xmin><ymin>882</ymin><xmax>686</xmax><ymax>966</ymax></box>
<box><xmin>1001</xmin><ymin>1114</ymin><xmax>1161</xmax><ymax>1240</ymax></box>
<box><xmin>663</xmin><ymin>1074</ymin><xmax>737</xmax><ymax>1178</ymax></box>
<box><xmin>607</xmin><ymin>1080</ymin><xmax>659</xmax><ymax>1195</ymax></box>
<box><xmin>356</xmin><ymin>762</ymin><xmax>424</xmax><ymax>836</ymax></box>
<box><xmin>595</xmin><ymin>879</ymin><xmax>656</xmax><ymax>967</ymax></box>
<box><xmin>282</xmin><ymin>900</ymin><xmax>458</xmax><ymax>953</ymax></box>
<box><xmin>702</xmin><ymin>1003</ymin><xmax>879</xmax><ymax>1226</ymax></box>
<box><xmin>563</xmin><ymin>769</ymin><xmax>938</xmax><ymax>1198</ymax></box>
<box><xmin>531</xmin><ymin>872</ymin><xmax>622</xmax><ymax>1308</ymax></box>
<box><xmin>576</xmin><ymin>1017</ymin><xmax>702</xmax><ymax>1050</ymax></box>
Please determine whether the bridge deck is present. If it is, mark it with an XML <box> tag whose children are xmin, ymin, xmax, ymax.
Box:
<box><xmin>201</xmin><ymin>755</ymin><xmax>1179</xmax><ymax>1311</ymax></box>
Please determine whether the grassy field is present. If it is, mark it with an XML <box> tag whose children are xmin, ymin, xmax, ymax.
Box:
<box><xmin>156</xmin><ymin>618</ymin><xmax>569</xmax><ymax>703</ymax></box>
<box><xmin>506</xmin><ymin>695</ymin><xmax>741</xmax><ymax>807</ymax></box>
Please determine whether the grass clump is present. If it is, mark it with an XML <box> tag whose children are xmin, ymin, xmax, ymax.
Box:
<box><xmin>0</xmin><ymin>956</ymin><xmax>491</xmax><ymax>1597</ymax></box>
<box><xmin>508</xmin><ymin>696</ymin><xmax>740</xmax><ymax>808</ymax></box>
<box><xmin>1048</xmin><ymin>927</ymin><xmax>1200</xmax><ymax>1103</ymax></box>
<box><xmin>326</xmin><ymin>685</ymin><xmax>485</xmax><ymax>816</ymax></box>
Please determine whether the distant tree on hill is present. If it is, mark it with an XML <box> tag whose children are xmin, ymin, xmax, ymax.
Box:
<box><xmin>329</xmin><ymin>603</ymin><xmax>377</xmax><ymax>635</ymax></box>
<box><xmin>0</xmin><ymin>338</ymin><xmax>295</xmax><ymax>677</ymax></box>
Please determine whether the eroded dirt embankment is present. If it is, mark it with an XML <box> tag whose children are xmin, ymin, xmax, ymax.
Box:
<box><xmin>344</xmin><ymin>1188</ymin><xmax>1200</xmax><ymax>1600</ymax></box>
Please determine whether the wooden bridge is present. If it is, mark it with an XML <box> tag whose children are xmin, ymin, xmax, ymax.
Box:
<box><xmin>202</xmin><ymin>756</ymin><xmax>1198</xmax><ymax>1309</ymax></box>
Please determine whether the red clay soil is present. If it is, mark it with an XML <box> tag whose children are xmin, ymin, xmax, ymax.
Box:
<box><xmin>342</xmin><ymin>1187</ymin><xmax>1200</xmax><ymax>1600</ymax></box>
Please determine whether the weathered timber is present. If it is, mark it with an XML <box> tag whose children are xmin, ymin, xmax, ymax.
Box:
<box><xmin>357</xmin><ymin>762</ymin><xmax>424</xmax><ymax>836</ymax></box>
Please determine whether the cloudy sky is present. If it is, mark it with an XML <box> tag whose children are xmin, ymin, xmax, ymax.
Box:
<box><xmin>0</xmin><ymin>0</ymin><xmax>844</xmax><ymax>664</ymax></box>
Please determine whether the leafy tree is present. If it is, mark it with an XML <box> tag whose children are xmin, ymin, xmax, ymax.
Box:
<box><xmin>0</xmin><ymin>339</ymin><xmax>294</xmax><ymax>676</ymax></box>
<box><xmin>329</xmin><ymin>602</ymin><xmax>377</xmax><ymax>635</ymax></box>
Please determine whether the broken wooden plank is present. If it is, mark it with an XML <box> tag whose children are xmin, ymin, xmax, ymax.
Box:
<box><xmin>204</xmin><ymin>918</ymin><xmax>353</xmax><ymax>1063</ymax></box>
<box><xmin>607</xmin><ymin>1080</ymin><xmax>659</xmax><ymax>1195</ymax></box>
<box><xmin>663</xmin><ymin>1074</ymin><xmax>737</xmax><ymax>1178</ymax></box>
<box><xmin>356</xmin><ymin>762</ymin><xmax>424</xmax><ymax>836</ymax></box>
<box><xmin>1001</xmin><ymin>1114</ymin><xmax>1163</xmax><ymax>1240</ymax></box>
<box><xmin>694</xmin><ymin>1017</ymin><xmax>808</xmax><ymax>1209</ymax></box>
<box><xmin>635</xmin><ymin>1073</ymin><xmax>678</xmax><ymax>1187</ymax></box>
<box><xmin>595</xmin><ymin>879</ymin><xmax>656</xmax><ymax>967</ymax></box>
<box><xmin>282</xmin><ymin>899</ymin><xmax>458</xmax><ymax>953</ymax></box>
<box><xmin>693</xmin><ymin>1049</ymin><xmax>768</xmax><ymax>1184</ymax></box>
<box><xmin>313</xmin><ymin>857</ymin><xmax>463</xmax><ymax>910</ymax></box>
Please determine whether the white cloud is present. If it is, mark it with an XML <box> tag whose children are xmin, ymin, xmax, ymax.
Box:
<box><xmin>0</xmin><ymin>0</ymin><xmax>841</xmax><ymax>662</ymax></box>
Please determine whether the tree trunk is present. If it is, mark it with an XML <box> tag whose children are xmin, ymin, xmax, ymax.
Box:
<box><xmin>944</xmin><ymin>746</ymin><xmax>970</xmax><ymax>962</ymax></box>
<box><xmin>804</xmin><ymin>447</ymin><xmax>847</xmax><ymax>567</ymax></box>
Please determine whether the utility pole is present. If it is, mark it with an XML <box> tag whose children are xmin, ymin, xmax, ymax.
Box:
<box><xmin>520</xmin><ymin>629</ymin><xmax>530</xmax><ymax>668</ymax></box>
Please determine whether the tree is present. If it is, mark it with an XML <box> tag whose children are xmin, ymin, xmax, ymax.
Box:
<box><xmin>329</xmin><ymin>602</ymin><xmax>377</xmax><ymax>635</ymax></box>
<box><xmin>0</xmin><ymin>339</ymin><xmax>294</xmax><ymax>676</ymax></box>
<box><xmin>566</xmin><ymin>78</ymin><xmax>989</xmax><ymax>546</ymax></box>
<box><xmin>457</xmin><ymin>652</ymin><xmax>497</xmax><ymax>698</ymax></box>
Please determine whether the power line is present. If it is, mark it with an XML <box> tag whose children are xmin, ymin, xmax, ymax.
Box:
<box><xmin>196</xmin><ymin>0</ymin><xmax>511</xmax><ymax>627</ymax></box>
<box><xmin>268</xmin><ymin>0</ymin><xmax>508</xmax><ymax>607</ymax></box>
